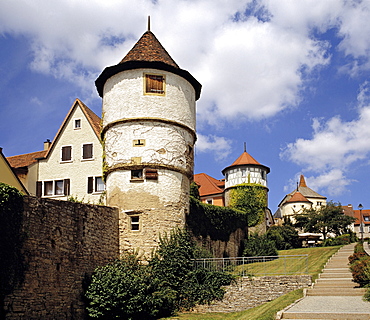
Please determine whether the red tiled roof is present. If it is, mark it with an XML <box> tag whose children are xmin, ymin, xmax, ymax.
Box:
<box><xmin>285</xmin><ymin>191</ymin><xmax>312</xmax><ymax>204</ymax></box>
<box><xmin>194</xmin><ymin>173</ymin><xmax>224</xmax><ymax>197</ymax></box>
<box><xmin>120</xmin><ymin>31</ymin><xmax>179</xmax><ymax>68</ymax></box>
<box><xmin>353</xmin><ymin>209</ymin><xmax>370</xmax><ymax>225</ymax></box>
<box><xmin>7</xmin><ymin>150</ymin><xmax>47</xmax><ymax>168</ymax></box>
<box><xmin>222</xmin><ymin>151</ymin><xmax>270</xmax><ymax>174</ymax></box>
<box><xmin>78</xmin><ymin>99</ymin><xmax>101</xmax><ymax>137</ymax></box>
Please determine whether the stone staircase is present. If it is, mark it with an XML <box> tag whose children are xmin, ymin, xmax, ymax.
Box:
<box><xmin>279</xmin><ymin>244</ymin><xmax>370</xmax><ymax>320</ymax></box>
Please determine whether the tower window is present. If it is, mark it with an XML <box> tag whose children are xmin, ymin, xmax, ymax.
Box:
<box><xmin>145</xmin><ymin>74</ymin><xmax>165</xmax><ymax>95</ymax></box>
<box><xmin>130</xmin><ymin>216</ymin><xmax>140</xmax><ymax>231</ymax></box>
<box><xmin>131</xmin><ymin>169</ymin><xmax>143</xmax><ymax>180</ymax></box>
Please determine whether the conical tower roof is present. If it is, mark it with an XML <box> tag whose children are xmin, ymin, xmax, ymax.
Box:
<box><xmin>295</xmin><ymin>175</ymin><xmax>326</xmax><ymax>199</ymax></box>
<box><xmin>222</xmin><ymin>151</ymin><xmax>270</xmax><ymax>175</ymax></box>
<box><xmin>119</xmin><ymin>31</ymin><xmax>179</xmax><ymax>68</ymax></box>
<box><xmin>95</xmin><ymin>29</ymin><xmax>201</xmax><ymax>99</ymax></box>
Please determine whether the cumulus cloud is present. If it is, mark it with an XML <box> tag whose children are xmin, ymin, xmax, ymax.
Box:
<box><xmin>1</xmin><ymin>0</ymin><xmax>369</xmax><ymax>124</ymax></box>
<box><xmin>195</xmin><ymin>133</ymin><xmax>232</xmax><ymax>161</ymax></box>
<box><xmin>281</xmin><ymin>82</ymin><xmax>370</xmax><ymax>196</ymax></box>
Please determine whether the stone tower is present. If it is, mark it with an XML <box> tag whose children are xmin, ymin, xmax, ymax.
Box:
<box><xmin>222</xmin><ymin>148</ymin><xmax>270</xmax><ymax>207</ymax></box>
<box><xmin>95</xmin><ymin>28</ymin><xmax>201</xmax><ymax>256</ymax></box>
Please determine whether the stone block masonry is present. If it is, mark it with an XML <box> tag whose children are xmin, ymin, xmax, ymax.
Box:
<box><xmin>192</xmin><ymin>275</ymin><xmax>312</xmax><ymax>313</ymax></box>
<box><xmin>2</xmin><ymin>196</ymin><xmax>119</xmax><ymax>319</ymax></box>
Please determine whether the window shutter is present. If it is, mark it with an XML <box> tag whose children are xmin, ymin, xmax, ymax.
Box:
<box><xmin>64</xmin><ymin>179</ymin><xmax>70</xmax><ymax>196</ymax></box>
<box><xmin>87</xmin><ymin>177</ymin><xmax>94</xmax><ymax>194</ymax></box>
<box><xmin>62</xmin><ymin>146</ymin><xmax>72</xmax><ymax>161</ymax></box>
<box><xmin>36</xmin><ymin>181</ymin><xmax>42</xmax><ymax>197</ymax></box>
<box><xmin>83</xmin><ymin>144</ymin><xmax>93</xmax><ymax>159</ymax></box>
<box><xmin>145</xmin><ymin>168</ymin><xmax>158</xmax><ymax>180</ymax></box>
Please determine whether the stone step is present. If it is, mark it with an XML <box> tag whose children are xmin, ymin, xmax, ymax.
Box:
<box><xmin>282</xmin><ymin>311</ymin><xmax>370</xmax><ymax>319</ymax></box>
<box><xmin>306</xmin><ymin>288</ymin><xmax>366</xmax><ymax>296</ymax></box>
<box><xmin>319</xmin><ymin>273</ymin><xmax>352</xmax><ymax>278</ymax></box>
<box><xmin>314</xmin><ymin>281</ymin><xmax>357</xmax><ymax>288</ymax></box>
<box><xmin>322</xmin><ymin>268</ymin><xmax>350</xmax><ymax>273</ymax></box>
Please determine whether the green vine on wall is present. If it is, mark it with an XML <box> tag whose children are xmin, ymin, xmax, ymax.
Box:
<box><xmin>228</xmin><ymin>183</ymin><xmax>267</xmax><ymax>227</ymax></box>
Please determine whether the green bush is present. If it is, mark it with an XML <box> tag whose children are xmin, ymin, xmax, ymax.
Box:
<box><xmin>348</xmin><ymin>242</ymin><xmax>370</xmax><ymax>288</ymax></box>
<box><xmin>85</xmin><ymin>229</ymin><xmax>234</xmax><ymax>319</ymax></box>
<box><xmin>322</xmin><ymin>234</ymin><xmax>354</xmax><ymax>247</ymax></box>
<box><xmin>266</xmin><ymin>225</ymin><xmax>300</xmax><ymax>250</ymax></box>
<box><xmin>243</xmin><ymin>233</ymin><xmax>278</xmax><ymax>257</ymax></box>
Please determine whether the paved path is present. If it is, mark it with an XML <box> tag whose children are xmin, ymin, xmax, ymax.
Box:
<box><xmin>279</xmin><ymin>243</ymin><xmax>370</xmax><ymax>320</ymax></box>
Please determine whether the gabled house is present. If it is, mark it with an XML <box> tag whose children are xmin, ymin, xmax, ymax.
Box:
<box><xmin>275</xmin><ymin>175</ymin><xmax>327</xmax><ymax>223</ymax></box>
<box><xmin>7</xmin><ymin>99</ymin><xmax>105</xmax><ymax>203</ymax></box>
<box><xmin>0</xmin><ymin>147</ymin><xmax>28</xmax><ymax>194</ymax></box>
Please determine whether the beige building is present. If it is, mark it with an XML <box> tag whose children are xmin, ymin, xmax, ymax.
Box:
<box><xmin>7</xmin><ymin>99</ymin><xmax>105</xmax><ymax>203</ymax></box>
<box><xmin>0</xmin><ymin>147</ymin><xmax>28</xmax><ymax>194</ymax></box>
<box><xmin>275</xmin><ymin>175</ymin><xmax>327</xmax><ymax>223</ymax></box>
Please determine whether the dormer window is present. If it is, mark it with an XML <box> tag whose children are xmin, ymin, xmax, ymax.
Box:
<box><xmin>145</xmin><ymin>74</ymin><xmax>165</xmax><ymax>95</ymax></box>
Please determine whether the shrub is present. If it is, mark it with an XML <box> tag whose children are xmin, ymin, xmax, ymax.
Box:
<box><xmin>322</xmin><ymin>234</ymin><xmax>353</xmax><ymax>247</ymax></box>
<box><xmin>266</xmin><ymin>225</ymin><xmax>300</xmax><ymax>250</ymax></box>
<box><xmin>348</xmin><ymin>242</ymin><xmax>370</xmax><ymax>288</ymax></box>
<box><xmin>85</xmin><ymin>229</ymin><xmax>234</xmax><ymax>319</ymax></box>
<box><xmin>243</xmin><ymin>233</ymin><xmax>278</xmax><ymax>257</ymax></box>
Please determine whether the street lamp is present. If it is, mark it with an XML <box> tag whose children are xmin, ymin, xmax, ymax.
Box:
<box><xmin>358</xmin><ymin>204</ymin><xmax>364</xmax><ymax>242</ymax></box>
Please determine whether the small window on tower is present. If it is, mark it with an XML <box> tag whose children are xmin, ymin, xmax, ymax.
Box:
<box><xmin>131</xmin><ymin>169</ymin><xmax>143</xmax><ymax>180</ymax></box>
<box><xmin>145</xmin><ymin>74</ymin><xmax>165</xmax><ymax>95</ymax></box>
<box><xmin>130</xmin><ymin>216</ymin><xmax>140</xmax><ymax>231</ymax></box>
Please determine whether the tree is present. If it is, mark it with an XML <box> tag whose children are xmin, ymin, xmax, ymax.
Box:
<box><xmin>243</xmin><ymin>233</ymin><xmax>278</xmax><ymax>257</ymax></box>
<box><xmin>294</xmin><ymin>201</ymin><xmax>355</xmax><ymax>240</ymax></box>
<box><xmin>266</xmin><ymin>225</ymin><xmax>300</xmax><ymax>250</ymax></box>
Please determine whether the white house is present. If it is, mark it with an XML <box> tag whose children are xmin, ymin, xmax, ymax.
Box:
<box><xmin>7</xmin><ymin>99</ymin><xmax>105</xmax><ymax>203</ymax></box>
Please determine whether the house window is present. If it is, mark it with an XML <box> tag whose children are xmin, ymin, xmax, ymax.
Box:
<box><xmin>131</xmin><ymin>169</ymin><xmax>143</xmax><ymax>180</ymax></box>
<box><xmin>145</xmin><ymin>74</ymin><xmax>165</xmax><ymax>95</ymax></box>
<box><xmin>74</xmin><ymin>119</ymin><xmax>81</xmax><ymax>129</ymax></box>
<box><xmin>82</xmin><ymin>143</ymin><xmax>93</xmax><ymax>160</ymax></box>
<box><xmin>44</xmin><ymin>181</ymin><xmax>53</xmax><ymax>196</ymax></box>
<box><xmin>317</xmin><ymin>202</ymin><xmax>322</xmax><ymax>206</ymax></box>
<box><xmin>133</xmin><ymin>139</ymin><xmax>146</xmax><ymax>147</ymax></box>
<box><xmin>241</xmin><ymin>169</ymin><xmax>246</xmax><ymax>177</ymax></box>
<box><xmin>42</xmin><ymin>179</ymin><xmax>70</xmax><ymax>197</ymax></box>
<box><xmin>206</xmin><ymin>199</ymin><xmax>213</xmax><ymax>204</ymax></box>
<box><xmin>130</xmin><ymin>216</ymin><xmax>140</xmax><ymax>231</ymax></box>
<box><xmin>88</xmin><ymin>176</ymin><xmax>105</xmax><ymax>193</ymax></box>
<box><xmin>364</xmin><ymin>216</ymin><xmax>370</xmax><ymax>222</ymax></box>
<box><xmin>61</xmin><ymin>146</ymin><xmax>72</xmax><ymax>162</ymax></box>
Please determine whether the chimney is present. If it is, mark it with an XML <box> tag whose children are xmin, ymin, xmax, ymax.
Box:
<box><xmin>44</xmin><ymin>139</ymin><xmax>51</xmax><ymax>151</ymax></box>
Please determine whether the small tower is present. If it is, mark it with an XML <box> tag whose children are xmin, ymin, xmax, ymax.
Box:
<box><xmin>222</xmin><ymin>147</ymin><xmax>270</xmax><ymax>201</ymax></box>
<box><xmin>95</xmin><ymin>27</ymin><xmax>201</xmax><ymax>256</ymax></box>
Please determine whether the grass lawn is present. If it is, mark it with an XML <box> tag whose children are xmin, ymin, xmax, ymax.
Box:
<box><xmin>163</xmin><ymin>246</ymin><xmax>341</xmax><ymax>320</ymax></box>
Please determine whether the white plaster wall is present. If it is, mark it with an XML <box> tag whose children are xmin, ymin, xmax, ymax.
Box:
<box><xmin>225</xmin><ymin>166</ymin><xmax>267</xmax><ymax>189</ymax></box>
<box><xmin>102</xmin><ymin>69</ymin><xmax>196</xmax><ymax>131</ymax></box>
<box><xmin>104</xmin><ymin>122</ymin><xmax>193</xmax><ymax>172</ymax></box>
<box><xmin>38</xmin><ymin>106</ymin><xmax>104</xmax><ymax>203</ymax></box>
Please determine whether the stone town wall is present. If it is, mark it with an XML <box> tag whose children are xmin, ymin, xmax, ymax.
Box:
<box><xmin>2</xmin><ymin>196</ymin><xmax>119</xmax><ymax>320</ymax></box>
<box><xmin>192</xmin><ymin>275</ymin><xmax>312</xmax><ymax>313</ymax></box>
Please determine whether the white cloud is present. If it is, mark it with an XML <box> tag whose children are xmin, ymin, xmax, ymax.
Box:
<box><xmin>281</xmin><ymin>82</ymin><xmax>370</xmax><ymax>196</ymax></box>
<box><xmin>195</xmin><ymin>133</ymin><xmax>232</xmax><ymax>161</ymax></box>
<box><xmin>1</xmin><ymin>0</ymin><xmax>370</xmax><ymax>132</ymax></box>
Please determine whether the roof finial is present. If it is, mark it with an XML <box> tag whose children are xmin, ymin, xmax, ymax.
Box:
<box><xmin>148</xmin><ymin>16</ymin><xmax>151</xmax><ymax>31</ymax></box>
<box><xmin>244</xmin><ymin>142</ymin><xmax>246</xmax><ymax>152</ymax></box>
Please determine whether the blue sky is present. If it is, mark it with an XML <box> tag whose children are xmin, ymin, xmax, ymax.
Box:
<box><xmin>1</xmin><ymin>0</ymin><xmax>370</xmax><ymax>212</ymax></box>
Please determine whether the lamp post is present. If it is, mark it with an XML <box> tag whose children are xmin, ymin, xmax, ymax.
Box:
<box><xmin>358</xmin><ymin>204</ymin><xmax>364</xmax><ymax>242</ymax></box>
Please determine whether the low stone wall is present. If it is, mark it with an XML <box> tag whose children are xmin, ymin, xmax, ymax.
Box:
<box><xmin>2</xmin><ymin>196</ymin><xmax>119</xmax><ymax>320</ymax></box>
<box><xmin>192</xmin><ymin>275</ymin><xmax>312</xmax><ymax>313</ymax></box>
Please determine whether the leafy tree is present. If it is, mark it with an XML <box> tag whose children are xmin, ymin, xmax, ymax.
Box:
<box><xmin>266</xmin><ymin>225</ymin><xmax>300</xmax><ymax>250</ymax></box>
<box><xmin>294</xmin><ymin>201</ymin><xmax>355</xmax><ymax>240</ymax></box>
<box><xmin>243</xmin><ymin>233</ymin><xmax>278</xmax><ymax>257</ymax></box>
<box><xmin>228</xmin><ymin>184</ymin><xmax>267</xmax><ymax>228</ymax></box>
